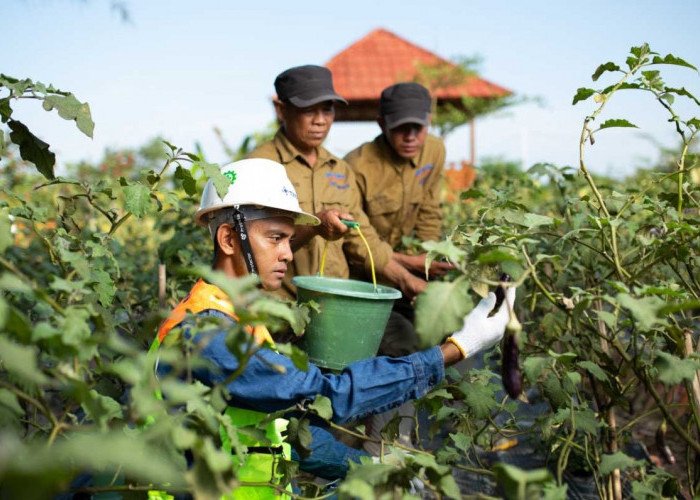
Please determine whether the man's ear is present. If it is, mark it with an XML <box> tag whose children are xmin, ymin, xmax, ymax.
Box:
<box><xmin>216</xmin><ymin>224</ymin><xmax>237</xmax><ymax>256</ymax></box>
<box><xmin>273</xmin><ymin>99</ymin><xmax>286</xmax><ymax>125</ymax></box>
<box><xmin>377</xmin><ymin>115</ymin><xmax>386</xmax><ymax>134</ymax></box>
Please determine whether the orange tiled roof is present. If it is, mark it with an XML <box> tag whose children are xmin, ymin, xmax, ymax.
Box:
<box><xmin>325</xmin><ymin>28</ymin><xmax>510</xmax><ymax>101</ymax></box>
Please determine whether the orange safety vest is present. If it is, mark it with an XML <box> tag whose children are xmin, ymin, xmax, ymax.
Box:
<box><xmin>152</xmin><ymin>279</ymin><xmax>290</xmax><ymax>500</ymax></box>
<box><xmin>155</xmin><ymin>278</ymin><xmax>273</xmax><ymax>347</ymax></box>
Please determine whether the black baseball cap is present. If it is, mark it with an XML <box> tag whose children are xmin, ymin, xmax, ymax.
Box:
<box><xmin>274</xmin><ymin>65</ymin><xmax>347</xmax><ymax>108</ymax></box>
<box><xmin>379</xmin><ymin>83</ymin><xmax>432</xmax><ymax>130</ymax></box>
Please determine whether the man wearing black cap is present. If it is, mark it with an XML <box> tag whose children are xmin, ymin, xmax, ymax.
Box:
<box><xmin>345</xmin><ymin>83</ymin><xmax>449</xmax><ymax>271</ymax></box>
<box><xmin>345</xmin><ymin>82</ymin><xmax>451</xmax><ymax>454</ymax></box>
<box><xmin>248</xmin><ymin>66</ymin><xmax>426</xmax><ymax>302</ymax></box>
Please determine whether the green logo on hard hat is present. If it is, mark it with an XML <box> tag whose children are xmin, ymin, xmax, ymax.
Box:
<box><xmin>223</xmin><ymin>171</ymin><xmax>237</xmax><ymax>184</ymax></box>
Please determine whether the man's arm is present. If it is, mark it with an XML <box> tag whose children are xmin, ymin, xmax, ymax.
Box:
<box><xmin>295</xmin><ymin>424</ymin><xmax>369</xmax><ymax>480</ymax></box>
<box><xmin>193</xmin><ymin>326</ymin><xmax>444</xmax><ymax>424</ymax></box>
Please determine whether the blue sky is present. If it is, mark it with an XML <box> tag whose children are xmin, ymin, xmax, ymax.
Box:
<box><xmin>4</xmin><ymin>0</ymin><xmax>700</xmax><ymax>177</ymax></box>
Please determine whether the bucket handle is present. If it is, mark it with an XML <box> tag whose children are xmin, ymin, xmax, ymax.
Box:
<box><xmin>318</xmin><ymin>220</ymin><xmax>377</xmax><ymax>289</ymax></box>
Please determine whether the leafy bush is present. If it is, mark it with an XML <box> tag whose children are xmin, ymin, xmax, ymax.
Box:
<box><xmin>1</xmin><ymin>43</ymin><xmax>699</xmax><ymax>499</ymax></box>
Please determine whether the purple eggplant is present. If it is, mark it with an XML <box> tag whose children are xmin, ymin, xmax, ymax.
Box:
<box><xmin>656</xmin><ymin>419</ymin><xmax>676</xmax><ymax>465</ymax></box>
<box><xmin>495</xmin><ymin>274</ymin><xmax>522</xmax><ymax>399</ymax></box>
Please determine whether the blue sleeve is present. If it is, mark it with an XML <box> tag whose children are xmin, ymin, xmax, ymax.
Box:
<box><xmin>189</xmin><ymin>313</ymin><xmax>445</xmax><ymax>424</ymax></box>
<box><xmin>292</xmin><ymin>424</ymin><xmax>369</xmax><ymax>480</ymax></box>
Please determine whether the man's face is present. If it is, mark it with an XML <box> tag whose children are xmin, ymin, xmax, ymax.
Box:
<box><xmin>247</xmin><ymin>216</ymin><xmax>295</xmax><ymax>290</ymax></box>
<box><xmin>381</xmin><ymin>121</ymin><xmax>428</xmax><ymax>159</ymax></box>
<box><xmin>277</xmin><ymin>101</ymin><xmax>335</xmax><ymax>151</ymax></box>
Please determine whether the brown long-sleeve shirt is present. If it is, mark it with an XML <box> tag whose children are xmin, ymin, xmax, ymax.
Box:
<box><xmin>344</xmin><ymin>133</ymin><xmax>446</xmax><ymax>249</ymax></box>
<box><xmin>247</xmin><ymin>130</ymin><xmax>393</xmax><ymax>299</ymax></box>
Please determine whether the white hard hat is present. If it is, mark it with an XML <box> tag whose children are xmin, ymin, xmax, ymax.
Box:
<box><xmin>194</xmin><ymin>159</ymin><xmax>320</xmax><ymax>227</ymax></box>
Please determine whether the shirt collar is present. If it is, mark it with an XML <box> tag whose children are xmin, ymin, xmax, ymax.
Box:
<box><xmin>274</xmin><ymin>129</ymin><xmax>337</xmax><ymax>169</ymax></box>
<box><xmin>375</xmin><ymin>134</ymin><xmax>418</xmax><ymax>169</ymax></box>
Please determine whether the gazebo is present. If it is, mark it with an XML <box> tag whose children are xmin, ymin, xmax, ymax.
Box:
<box><xmin>324</xmin><ymin>28</ymin><xmax>510</xmax><ymax>195</ymax></box>
<box><xmin>326</xmin><ymin>28</ymin><xmax>510</xmax><ymax>123</ymax></box>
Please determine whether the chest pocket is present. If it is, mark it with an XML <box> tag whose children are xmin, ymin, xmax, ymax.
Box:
<box><xmin>367</xmin><ymin>196</ymin><xmax>400</xmax><ymax>216</ymax></box>
<box><xmin>293</xmin><ymin>182</ymin><xmax>314</xmax><ymax>214</ymax></box>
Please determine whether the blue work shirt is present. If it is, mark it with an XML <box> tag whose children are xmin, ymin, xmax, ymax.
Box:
<box><xmin>162</xmin><ymin>310</ymin><xmax>445</xmax><ymax>479</ymax></box>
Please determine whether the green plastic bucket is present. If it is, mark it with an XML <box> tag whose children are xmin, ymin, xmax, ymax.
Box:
<box><xmin>292</xmin><ymin>276</ymin><xmax>402</xmax><ymax>370</ymax></box>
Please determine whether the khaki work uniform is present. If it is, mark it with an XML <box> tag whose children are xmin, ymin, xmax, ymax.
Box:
<box><xmin>247</xmin><ymin>130</ymin><xmax>393</xmax><ymax>300</ymax></box>
<box><xmin>345</xmin><ymin>133</ymin><xmax>445</xmax><ymax>250</ymax></box>
<box><xmin>346</xmin><ymin>134</ymin><xmax>446</xmax><ymax>454</ymax></box>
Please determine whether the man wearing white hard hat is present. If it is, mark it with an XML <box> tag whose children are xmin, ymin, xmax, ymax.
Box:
<box><xmin>153</xmin><ymin>159</ymin><xmax>516</xmax><ymax>498</ymax></box>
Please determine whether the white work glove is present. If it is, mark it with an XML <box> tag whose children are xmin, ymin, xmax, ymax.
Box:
<box><xmin>446</xmin><ymin>287</ymin><xmax>516</xmax><ymax>360</ymax></box>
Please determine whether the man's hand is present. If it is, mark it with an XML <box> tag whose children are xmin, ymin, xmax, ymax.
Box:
<box><xmin>315</xmin><ymin>209</ymin><xmax>353</xmax><ymax>241</ymax></box>
<box><xmin>379</xmin><ymin>259</ymin><xmax>427</xmax><ymax>300</ymax></box>
<box><xmin>290</xmin><ymin>209</ymin><xmax>353</xmax><ymax>251</ymax></box>
<box><xmin>393</xmin><ymin>252</ymin><xmax>455</xmax><ymax>279</ymax></box>
<box><xmin>445</xmin><ymin>286</ymin><xmax>516</xmax><ymax>362</ymax></box>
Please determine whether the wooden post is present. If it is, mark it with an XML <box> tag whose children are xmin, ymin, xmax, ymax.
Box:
<box><xmin>158</xmin><ymin>264</ymin><xmax>166</xmax><ymax>310</ymax></box>
<box><xmin>469</xmin><ymin>118</ymin><xmax>476</xmax><ymax>166</ymax></box>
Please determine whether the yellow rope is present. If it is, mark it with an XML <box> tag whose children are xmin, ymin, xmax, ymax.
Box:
<box><xmin>355</xmin><ymin>226</ymin><xmax>377</xmax><ymax>290</ymax></box>
<box><xmin>318</xmin><ymin>225</ymin><xmax>377</xmax><ymax>290</ymax></box>
<box><xmin>319</xmin><ymin>240</ymin><xmax>329</xmax><ymax>276</ymax></box>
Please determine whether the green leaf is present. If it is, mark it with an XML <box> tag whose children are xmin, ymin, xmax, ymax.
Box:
<box><xmin>464</xmin><ymin>383</ymin><xmax>498</xmax><ymax>419</ymax></box>
<box><xmin>542</xmin><ymin>373</ymin><xmax>568</xmax><ymax>409</ymax></box>
<box><xmin>307</xmin><ymin>395</ymin><xmax>333</xmax><ymax>421</ymax></box>
<box><xmin>250</xmin><ymin>297</ymin><xmax>309</xmax><ymax>336</ymax></box>
<box><xmin>475</xmin><ymin>248</ymin><xmax>520</xmax><ymax>264</ymax></box>
<box><xmin>0</xmin><ymin>335</ymin><xmax>49</xmax><ymax>385</ymax></box>
<box><xmin>90</xmin><ymin>269</ymin><xmax>116</xmax><ymax>306</ymax></box>
<box><xmin>651</xmin><ymin>53</ymin><xmax>697</xmax><ymax>71</ymax></box>
<box><xmin>437</xmin><ymin>472</ymin><xmax>461</xmax><ymax>498</ymax></box>
<box><xmin>449</xmin><ymin>432</ymin><xmax>471</xmax><ymax>452</ymax></box>
<box><xmin>504</xmin><ymin>210</ymin><xmax>555</xmax><ymax>228</ymax></box>
<box><xmin>657</xmin><ymin>299</ymin><xmax>700</xmax><ymax>315</ymax></box>
<box><xmin>286</xmin><ymin>417</ymin><xmax>313</xmax><ymax>459</ymax></box>
<box><xmin>493</xmin><ymin>462</ymin><xmax>554</xmax><ymax>500</ymax></box>
<box><xmin>0</xmin><ymin>388</ymin><xmax>25</xmax><ymax>431</ymax></box>
<box><xmin>175</xmin><ymin>165</ymin><xmax>197</xmax><ymax>196</ymax></box>
<box><xmin>599</xmin><ymin>452</ymin><xmax>645</xmax><ymax>475</ymax></box>
<box><xmin>572</xmin><ymin>88</ymin><xmax>596</xmax><ymax>105</ymax></box>
<box><xmin>199</xmin><ymin>162</ymin><xmax>229</xmax><ymax>199</ymax></box>
<box><xmin>0</xmin><ymin>432</ymin><xmax>186</xmax><ymax>497</ymax></box>
<box><xmin>592</xmin><ymin>62</ymin><xmax>621</xmax><ymax>81</ymax></box>
<box><xmin>0</xmin><ymin>273</ymin><xmax>32</xmax><ymax>294</ymax></box>
<box><xmin>664</xmin><ymin>87</ymin><xmax>700</xmax><ymax>106</ymax></box>
<box><xmin>124</xmin><ymin>183</ymin><xmax>153</xmax><ymax>217</ymax></box>
<box><xmin>425</xmin><ymin>388</ymin><xmax>453</xmax><ymax>400</ymax></box>
<box><xmin>616</xmin><ymin>293</ymin><xmax>665</xmax><ymax>330</ymax></box>
<box><xmin>42</xmin><ymin>94</ymin><xmax>94</xmax><ymax>137</ymax></box>
<box><xmin>598</xmin><ymin>119</ymin><xmax>638</xmax><ymax>130</ymax></box>
<box><xmin>7</xmin><ymin>119</ymin><xmax>55</xmax><ymax>179</ymax></box>
<box><xmin>577</xmin><ymin>361</ymin><xmax>609</xmax><ymax>382</ymax></box>
<box><xmin>415</xmin><ymin>279</ymin><xmax>472</xmax><ymax>348</ymax></box>
<box><xmin>274</xmin><ymin>342</ymin><xmax>309</xmax><ymax>372</ymax></box>
<box><xmin>338</xmin><ymin>478</ymin><xmax>376</xmax><ymax>499</ymax></box>
<box><xmin>0</xmin><ymin>97</ymin><xmax>12</xmax><ymax>123</ymax></box>
<box><xmin>593</xmin><ymin>310</ymin><xmax>617</xmax><ymax>330</ymax></box>
<box><xmin>523</xmin><ymin>356</ymin><xmax>548</xmax><ymax>382</ymax></box>
<box><xmin>654</xmin><ymin>351</ymin><xmax>700</xmax><ymax>385</ymax></box>
<box><xmin>421</xmin><ymin>239</ymin><xmax>467</xmax><ymax>263</ymax></box>
<box><xmin>542</xmin><ymin>483</ymin><xmax>568</xmax><ymax>500</ymax></box>
<box><xmin>459</xmin><ymin>187</ymin><xmax>485</xmax><ymax>199</ymax></box>
<box><xmin>573</xmin><ymin>408</ymin><xmax>599</xmax><ymax>434</ymax></box>
<box><xmin>80</xmin><ymin>389</ymin><xmax>123</xmax><ymax>429</ymax></box>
